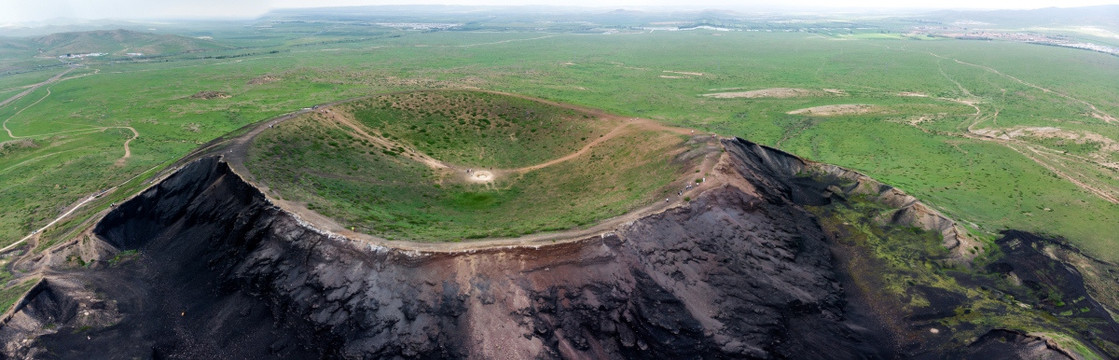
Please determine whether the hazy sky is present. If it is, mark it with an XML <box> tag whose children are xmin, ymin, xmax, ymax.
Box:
<box><xmin>3</xmin><ymin>0</ymin><xmax>1117</xmax><ymax>25</ymax></box>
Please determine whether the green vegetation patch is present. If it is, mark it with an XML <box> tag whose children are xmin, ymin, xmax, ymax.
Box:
<box><xmin>344</xmin><ymin>90</ymin><xmax>614</xmax><ymax>168</ymax></box>
<box><xmin>247</xmin><ymin>91</ymin><xmax>697</xmax><ymax>241</ymax></box>
<box><xmin>0</xmin><ymin>278</ymin><xmax>38</xmax><ymax>315</ymax></box>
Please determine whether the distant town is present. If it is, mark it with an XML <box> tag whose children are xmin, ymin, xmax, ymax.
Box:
<box><xmin>57</xmin><ymin>52</ymin><xmax>143</xmax><ymax>59</ymax></box>
<box><xmin>912</xmin><ymin>28</ymin><xmax>1119</xmax><ymax>56</ymax></box>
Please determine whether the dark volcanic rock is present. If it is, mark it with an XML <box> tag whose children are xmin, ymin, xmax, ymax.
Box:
<box><xmin>986</xmin><ymin>231</ymin><xmax>1118</xmax><ymax>321</ymax></box>
<box><xmin>959</xmin><ymin>329</ymin><xmax>1073</xmax><ymax>360</ymax></box>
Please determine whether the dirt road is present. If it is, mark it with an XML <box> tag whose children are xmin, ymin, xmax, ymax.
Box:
<box><xmin>0</xmin><ymin>193</ymin><xmax>99</xmax><ymax>253</ymax></box>
<box><xmin>512</xmin><ymin>117</ymin><xmax>692</xmax><ymax>173</ymax></box>
<box><xmin>0</xmin><ymin>161</ymin><xmax>164</xmax><ymax>254</ymax></box>
<box><xmin>0</xmin><ymin>68</ymin><xmax>73</xmax><ymax>109</ymax></box>
<box><xmin>323</xmin><ymin>109</ymin><xmax>449</xmax><ymax>170</ymax></box>
<box><xmin>3</xmin><ymin>69</ymin><xmax>108</xmax><ymax>139</ymax></box>
<box><xmin>114</xmin><ymin>126</ymin><xmax>140</xmax><ymax>166</ymax></box>
<box><xmin>3</xmin><ymin>88</ymin><xmax>54</xmax><ymax>138</ymax></box>
<box><xmin>917</xmin><ymin>53</ymin><xmax>1119</xmax><ymax>204</ymax></box>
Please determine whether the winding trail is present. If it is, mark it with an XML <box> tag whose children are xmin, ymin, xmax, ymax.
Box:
<box><xmin>0</xmin><ymin>194</ymin><xmax>100</xmax><ymax>253</ymax></box>
<box><xmin>0</xmin><ymin>147</ymin><xmax>92</xmax><ymax>175</ymax></box>
<box><xmin>0</xmin><ymin>67</ymin><xmax>145</xmax><ymax>251</ymax></box>
<box><xmin>3</xmin><ymin>88</ymin><xmax>54</xmax><ymax>139</ymax></box>
<box><xmin>0</xmin><ymin>68</ymin><xmax>72</xmax><ymax>109</ymax></box>
<box><xmin>2</xmin><ymin>84</ymin><xmax>139</xmax><ymax>165</ymax></box>
<box><xmin>0</xmin><ymin>191</ymin><xmax>102</xmax><ymax>253</ymax></box>
<box><xmin>919</xmin><ymin>52</ymin><xmax>1119</xmax><ymax>204</ymax></box>
<box><xmin>1009</xmin><ymin>143</ymin><xmax>1119</xmax><ymax>204</ymax></box>
<box><xmin>3</xmin><ymin>67</ymin><xmax>107</xmax><ymax>140</ymax></box>
<box><xmin>323</xmin><ymin>109</ymin><xmax>448</xmax><ymax>170</ymax></box>
<box><xmin>513</xmin><ymin>117</ymin><xmax>691</xmax><ymax>173</ymax></box>
<box><xmin>928</xmin><ymin>52</ymin><xmax>1117</xmax><ymax>122</ymax></box>
<box><xmin>113</xmin><ymin>126</ymin><xmax>139</xmax><ymax>166</ymax></box>
<box><xmin>936</xmin><ymin>59</ymin><xmax>974</xmax><ymax>99</ymax></box>
<box><xmin>953</xmin><ymin>57</ymin><xmax>1115</xmax><ymax>121</ymax></box>
<box><xmin>943</xmin><ymin>100</ymin><xmax>1119</xmax><ymax>204</ymax></box>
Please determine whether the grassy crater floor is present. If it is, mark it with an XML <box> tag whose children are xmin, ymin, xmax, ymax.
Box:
<box><xmin>246</xmin><ymin>90</ymin><xmax>702</xmax><ymax>241</ymax></box>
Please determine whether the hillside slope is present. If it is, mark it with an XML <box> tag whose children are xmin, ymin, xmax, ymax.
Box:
<box><xmin>32</xmin><ymin>29</ymin><xmax>226</xmax><ymax>56</ymax></box>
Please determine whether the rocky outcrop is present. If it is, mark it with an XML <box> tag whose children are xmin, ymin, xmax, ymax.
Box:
<box><xmin>724</xmin><ymin>138</ymin><xmax>980</xmax><ymax>262</ymax></box>
<box><xmin>959</xmin><ymin>329</ymin><xmax>1074</xmax><ymax>360</ymax></box>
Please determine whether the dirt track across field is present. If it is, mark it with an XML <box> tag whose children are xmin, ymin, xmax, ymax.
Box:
<box><xmin>911</xmin><ymin>52</ymin><xmax>1119</xmax><ymax>204</ymax></box>
<box><xmin>3</xmin><ymin>88</ymin><xmax>56</xmax><ymax>139</ymax></box>
<box><xmin>114</xmin><ymin>127</ymin><xmax>139</xmax><ymax>166</ymax></box>
<box><xmin>0</xmin><ymin>68</ymin><xmax>73</xmax><ymax>110</ymax></box>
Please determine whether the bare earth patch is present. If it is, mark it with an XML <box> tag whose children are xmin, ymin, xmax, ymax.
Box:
<box><xmin>899</xmin><ymin>92</ymin><xmax>929</xmax><ymax>97</ymax></box>
<box><xmin>0</xmin><ymin>139</ymin><xmax>37</xmax><ymax>151</ymax></box>
<box><xmin>977</xmin><ymin>126</ymin><xmax>1100</xmax><ymax>142</ymax></box>
<box><xmin>973</xmin><ymin>126</ymin><xmax>1119</xmax><ymax>170</ymax></box>
<box><xmin>908</xmin><ymin>115</ymin><xmax>934</xmax><ymax>125</ymax></box>
<box><xmin>190</xmin><ymin>91</ymin><xmax>231</xmax><ymax>100</ymax></box>
<box><xmin>467</xmin><ymin>170</ymin><xmax>495</xmax><ymax>183</ymax></box>
<box><xmin>702</xmin><ymin>88</ymin><xmax>836</xmax><ymax>99</ymax></box>
<box><xmin>974</xmin><ymin>126</ymin><xmax>1119</xmax><ymax>152</ymax></box>
<box><xmin>787</xmin><ymin>104</ymin><xmax>879</xmax><ymax>116</ymax></box>
<box><xmin>247</xmin><ymin>75</ymin><xmax>280</xmax><ymax>85</ymax></box>
<box><xmin>1089</xmin><ymin>112</ymin><xmax>1117</xmax><ymax>124</ymax></box>
<box><xmin>663</xmin><ymin>70</ymin><xmax>704</xmax><ymax>76</ymax></box>
<box><xmin>659</xmin><ymin>75</ymin><xmax>685</xmax><ymax>79</ymax></box>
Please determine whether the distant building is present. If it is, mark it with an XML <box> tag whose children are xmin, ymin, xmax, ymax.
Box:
<box><xmin>58</xmin><ymin>52</ymin><xmax>106</xmax><ymax>59</ymax></box>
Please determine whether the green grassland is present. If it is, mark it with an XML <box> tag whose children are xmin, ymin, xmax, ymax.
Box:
<box><xmin>0</xmin><ymin>21</ymin><xmax>1115</xmax><ymax>260</ymax></box>
<box><xmin>344</xmin><ymin>90</ymin><xmax>615</xmax><ymax>168</ymax></box>
<box><xmin>247</xmin><ymin>91</ymin><xmax>695</xmax><ymax>241</ymax></box>
<box><xmin>0</xmin><ymin>278</ymin><xmax>38</xmax><ymax>316</ymax></box>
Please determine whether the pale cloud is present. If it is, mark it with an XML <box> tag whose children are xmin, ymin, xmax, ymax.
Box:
<box><xmin>2</xmin><ymin>0</ymin><xmax>270</xmax><ymax>24</ymax></box>
<box><xmin>2</xmin><ymin>0</ymin><xmax>1117</xmax><ymax>24</ymax></box>
<box><xmin>269</xmin><ymin>0</ymin><xmax>1119</xmax><ymax>10</ymax></box>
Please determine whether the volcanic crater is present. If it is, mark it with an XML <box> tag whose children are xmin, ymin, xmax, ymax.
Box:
<box><xmin>1</xmin><ymin>91</ymin><xmax>1114</xmax><ymax>359</ymax></box>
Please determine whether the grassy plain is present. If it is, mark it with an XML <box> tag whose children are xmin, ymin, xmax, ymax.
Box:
<box><xmin>0</xmin><ymin>22</ymin><xmax>1115</xmax><ymax>260</ymax></box>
